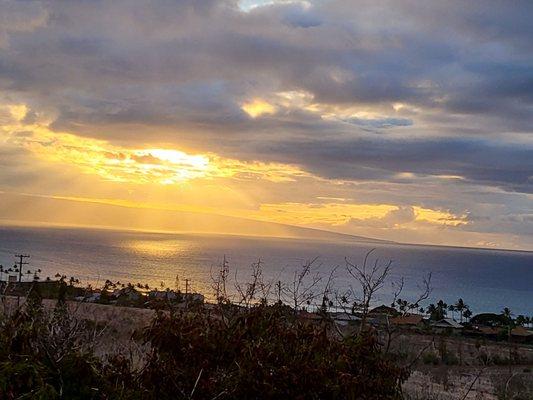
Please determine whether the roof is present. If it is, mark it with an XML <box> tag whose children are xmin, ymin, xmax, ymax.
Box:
<box><xmin>298</xmin><ymin>311</ymin><xmax>322</xmax><ymax>321</ymax></box>
<box><xmin>511</xmin><ymin>326</ymin><xmax>533</xmax><ymax>337</ymax></box>
<box><xmin>478</xmin><ymin>326</ymin><xmax>500</xmax><ymax>335</ymax></box>
<box><xmin>330</xmin><ymin>312</ymin><xmax>360</xmax><ymax>321</ymax></box>
<box><xmin>432</xmin><ymin>318</ymin><xmax>463</xmax><ymax>329</ymax></box>
<box><xmin>390</xmin><ymin>314</ymin><xmax>423</xmax><ymax>326</ymax></box>
<box><xmin>368</xmin><ymin>314</ymin><xmax>389</xmax><ymax>326</ymax></box>
<box><xmin>369</xmin><ymin>305</ymin><xmax>398</xmax><ymax>316</ymax></box>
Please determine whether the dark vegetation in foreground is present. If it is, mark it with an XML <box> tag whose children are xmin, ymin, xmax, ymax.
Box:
<box><xmin>0</xmin><ymin>250</ymin><xmax>531</xmax><ymax>399</ymax></box>
<box><xmin>0</xmin><ymin>286</ymin><xmax>407</xmax><ymax>399</ymax></box>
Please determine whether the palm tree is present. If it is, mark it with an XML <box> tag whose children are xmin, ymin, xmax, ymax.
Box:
<box><xmin>427</xmin><ymin>300</ymin><xmax>448</xmax><ymax>320</ymax></box>
<box><xmin>448</xmin><ymin>304</ymin><xmax>456</xmax><ymax>321</ymax></box>
<box><xmin>426</xmin><ymin>303</ymin><xmax>436</xmax><ymax>318</ymax></box>
<box><xmin>462</xmin><ymin>308</ymin><xmax>472</xmax><ymax>323</ymax></box>
<box><xmin>436</xmin><ymin>300</ymin><xmax>448</xmax><ymax>319</ymax></box>
<box><xmin>501</xmin><ymin>307</ymin><xmax>513</xmax><ymax>323</ymax></box>
<box><xmin>454</xmin><ymin>298</ymin><xmax>467</xmax><ymax>323</ymax></box>
<box><xmin>396</xmin><ymin>298</ymin><xmax>409</xmax><ymax>314</ymax></box>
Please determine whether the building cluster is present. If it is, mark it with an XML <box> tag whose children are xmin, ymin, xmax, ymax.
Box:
<box><xmin>300</xmin><ymin>305</ymin><xmax>533</xmax><ymax>343</ymax></box>
<box><xmin>75</xmin><ymin>286</ymin><xmax>205</xmax><ymax>307</ymax></box>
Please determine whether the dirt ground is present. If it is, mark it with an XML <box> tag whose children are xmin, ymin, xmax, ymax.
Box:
<box><xmin>392</xmin><ymin>333</ymin><xmax>533</xmax><ymax>399</ymax></box>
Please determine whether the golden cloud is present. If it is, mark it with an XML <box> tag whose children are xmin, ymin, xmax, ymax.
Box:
<box><xmin>1</xmin><ymin>103</ymin><xmax>308</xmax><ymax>185</ymax></box>
<box><xmin>257</xmin><ymin>202</ymin><xmax>467</xmax><ymax>227</ymax></box>
<box><xmin>241</xmin><ymin>98</ymin><xmax>277</xmax><ymax>118</ymax></box>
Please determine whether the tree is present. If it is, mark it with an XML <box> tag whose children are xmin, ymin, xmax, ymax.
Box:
<box><xmin>462</xmin><ymin>308</ymin><xmax>472</xmax><ymax>323</ymax></box>
<box><xmin>515</xmin><ymin>315</ymin><xmax>526</xmax><ymax>326</ymax></box>
<box><xmin>345</xmin><ymin>249</ymin><xmax>391</xmax><ymax>332</ymax></box>
<box><xmin>142</xmin><ymin>304</ymin><xmax>409</xmax><ymax>399</ymax></box>
<box><xmin>453</xmin><ymin>298</ymin><xmax>468</xmax><ymax>323</ymax></box>
<box><xmin>391</xmin><ymin>273</ymin><xmax>432</xmax><ymax>317</ymax></box>
<box><xmin>448</xmin><ymin>304</ymin><xmax>456</xmax><ymax>321</ymax></box>
<box><xmin>383</xmin><ymin>273</ymin><xmax>431</xmax><ymax>353</ymax></box>
<box><xmin>501</xmin><ymin>307</ymin><xmax>513</xmax><ymax>324</ymax></box>
<box><xmin>427</xmin><ymin>300</ymin><xmax>447</xmax><ymax>321</ymax></box>
<box><xmin>286</xmin><ymin>257</ymin><xmax>322</xmax><ymax>313</ymax></box>
<box><xmin>211</xmin><ymin>255</ymin><xmax>230</xmax><ymax>304</ymax></box>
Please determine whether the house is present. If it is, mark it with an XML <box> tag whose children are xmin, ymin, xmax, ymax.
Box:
<box><xmin>148</xmin><ymin>290</ymin><xmax>204</xmax><ymax>304</ymax></box>
<box><xmin>329</xmin><ymin>311</ymin><xmax>360</xmax><ymax>326</ymax></box>
<box><xmin>149</xmin><ymin>289</ymin><xmax>179</xmax><ymax>301</ymax></box>
<box><xmin>431</xmin><ymin>318</ymin><xmax>463</xmax><ymax>333</ymax></box>
<box><xmin>468</xmin><ymin>325</ymin><xmax>532</xmax><ymax>342</ymax></box>
<box><xmin>476</xmin><ymin>326</ymin><xmax>501</xmax><ymax>339</ymax></box>
<box><xmin>298</xmin><ymin>310</ymin><xmax>323</xmax><ymax>324</ymax></box>
<box><xmin>369</xmin><ymin>305</ymin><xmax>399</xmax><ymax>317</ymax></box>
<box><xmin>114</xmin><ymin>286</ymin><xmax>143</xmax><ymax>304</ymax></box>
<box><xmin>368</xmin><ymin>314</ymin><xmax>390</xmax><ymax>327</ymax></box>
<box><xmin>74</xmin><ymin>292</ymin><xmax>101</xmax><ymax>302</ymax></box>
<box><xmin>185</xmin><ymin>293</ymin><xmax>205</xmax><ymax>303</ymax></box>
<box><xmin>390</xmin><ymin>314</ymin><xmax>424</xmax><ymax>328</ymax></box>
<box><xmin>510</xmin><ymin>326</ymin><xmax>533</xmax><ymax>343</ymax></box>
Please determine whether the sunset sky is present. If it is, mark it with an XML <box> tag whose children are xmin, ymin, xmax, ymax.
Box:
<box><xmin>0</xmin><ymin>0</ymin><xmax>532</xmax><ymax>250</ymax></box>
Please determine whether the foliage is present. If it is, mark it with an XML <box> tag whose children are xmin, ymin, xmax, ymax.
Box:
<box><xmin>0</xmin><ymin>286</ymin><xmax>106</xmax><ymax>398</ymax></box>
<box><xmin>0</xmin><ymin>287</ymin><xmax>409</xmax><ymax>399</ymax></box>
<box><xmin>139</xmin><ymin>303</ymin><xmax>409</xmax><ymax>399</ymax></box>
<box><xmin>422</xmin><ymin>352</ymin><xmax>440</xmax><ymax>365</ymax></box>
<box><xmin>471</xmin><ymin>313</ymin><xmax>511</xmax><ymax>327</ymax></box>
<box><xmin>426</xmin><ymin>300</ymin><xmax>448</xmax><ymax>321</ymax></box>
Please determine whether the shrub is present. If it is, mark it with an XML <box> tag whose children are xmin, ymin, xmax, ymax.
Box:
<box><xmin>422</xmin><ymin>352</ymin><xmax>440</xmax><ymax>365</ymax></box>
<box><xmin>477</xmin><ymin>351</ymin><xmax>490</xmax><ymax>365</ymax></box>
<box><xmin>442</xmin><ymin>351</ymin><xmax>459</xmax><ymax>366</ymax></box>
<box><xmin>0</xmin><ymin>289</ymin><xmax>107</xmax><ymax>399</ymax></box>
<box><xmin>493</xmin><ymin>373</ymin><xmax>533</xmax><ymax>400</ymax></box>
<box><xmin>0</xmin><ymin>292</ymin><xmax>409</xmax><ymax>399</ymax></box>
<box><xmin>492</xmin><ymin>354</ymin><xmax>509</xmax><ymax>366</ymax></box>
<box><xmin>139</xmin><ymin>304</ymin><xmax>409</xmax><ymax>399</ymax></box>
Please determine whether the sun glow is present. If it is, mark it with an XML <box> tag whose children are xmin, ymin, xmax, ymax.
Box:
<box><xmin>242</xmin><ymin>99</ymin><xmax>277</xmax><ymax>118</ymax></box>
<box><xmin>0</xmin><ymin>106</ymin><xmax>307</xmax><ymax>185</ymax></box>
<box><xmin>1</xmin><ymin>102</ymin><xmax>469</xmax><ymax>242</ymax></box>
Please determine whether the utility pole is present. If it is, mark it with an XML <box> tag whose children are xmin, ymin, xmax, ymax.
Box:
<box><xmin>15</xmin><ymin>254</ymin><xmax>30</xmax><ymax>283</ymax></box>
<box><xmin>185</xmin><ymin>279</ymin><xmax>190</xmax><ymax>295</ymax></box>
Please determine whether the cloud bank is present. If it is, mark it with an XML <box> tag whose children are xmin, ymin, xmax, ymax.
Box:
<box><xmin>0</xmin><ymin>0</ymin><xmax>531</xmax><ymax>249</ymax></box>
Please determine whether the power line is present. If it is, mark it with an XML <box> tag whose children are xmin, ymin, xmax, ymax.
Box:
<box><xmin>14</xmin><ymin>254</ymin><xmax>30</xmax><ymax>283</ymax></box>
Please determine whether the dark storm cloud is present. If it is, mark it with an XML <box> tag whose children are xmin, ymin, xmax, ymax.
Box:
<box><xmin>0</xmin><ymin>0</ymin><xmax>532</xmax><ymax>194</ymax></box>
<box><xmin>265</xmin><ymin>137</ymin><xmax>533</xmax><ymax>194</ymax></box>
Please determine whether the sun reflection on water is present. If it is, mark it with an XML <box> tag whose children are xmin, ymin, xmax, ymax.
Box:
<box><xmin>124</xmin><ymin>239</ymin><xmax>190</xmax><ymax>258</ymax></box>
<box><xmin>118</xmin><ymin>238</ymin><xmax>214</xmax><ymax>296</ymax></box>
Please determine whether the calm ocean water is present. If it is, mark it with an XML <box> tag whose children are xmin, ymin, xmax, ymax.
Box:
<box><xmin>0</xmin><ymin>226</ymin><xmax>531</xmax><ymax>315</ymax></box>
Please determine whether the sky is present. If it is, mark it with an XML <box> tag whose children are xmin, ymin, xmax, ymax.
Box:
<box><xmin>0</xmin><ymin>0</ymin><xmax>532</xmax><ymax>250</ymax></box>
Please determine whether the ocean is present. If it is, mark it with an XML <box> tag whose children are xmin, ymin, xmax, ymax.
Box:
<box><xmin>0</xmin><ymin>226</ymin><xmax>531</xmax><ymax>315</ymax></box>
